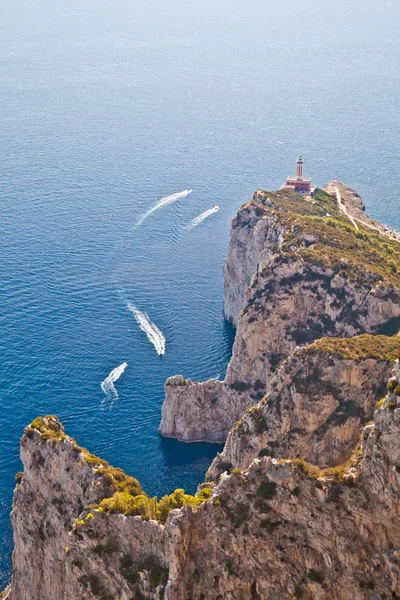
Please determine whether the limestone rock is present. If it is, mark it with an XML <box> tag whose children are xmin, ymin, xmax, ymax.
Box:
<box><xmin>160</xmin><ymin>376</ymin><xmax>231</xmax><ymax>443</ymax></box>
<box><xmin>209</xmin><ymin>334</ymin><xmax>399</xmax><ymax>479</ymax></box>
<box><xmin>160</xmin><ymin>186</ymin><xmax>400</xmax><ymax>444</ymax></box>
<box><xmin>7</xmin><ymin>387</ymin><xmax>400</xmax><ymax>599</ymax></box>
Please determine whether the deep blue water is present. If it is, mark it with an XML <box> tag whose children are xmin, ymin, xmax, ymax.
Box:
<box><xmin>1</xmin><ymin>0</ymin><xmax>400</xmax><ymax>587</ymax></box>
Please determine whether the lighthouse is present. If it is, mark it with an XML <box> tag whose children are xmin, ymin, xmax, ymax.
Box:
<box><xmin>296</xmin><ymin>155</ymin><xmax>304</xmax><ymax>178</ymax></box>
<box><xmin>281</xmin><ymin>155</ymin><xmax>314</xmax><ymax>195</ymax></box>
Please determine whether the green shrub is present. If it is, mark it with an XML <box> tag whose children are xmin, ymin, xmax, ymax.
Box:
<box><xmin>92</xmin><ymin>538</ymin><xmax>117</xmax><ymax>554</ymax></box>
<box><xmin>394</xmin><ymin>385</ymin><xmax>400</xmax><ymax>396</ymax></box>
<box><xmin>257</xmin><ymin>481</ymin><xmax>277</xmax><ymax>500</ymax></box>
<box><xmin>96</xmin><ymin>466</ymin><xmax>143</xmax><ymax>497</ymax></box>
<box><xmin>376</xmin><ymin>396</ymin><xmax>386</xmax><ymax>409</ymax></box>
<box><xmin>29</xmin><ymin>416</ymin><xmax>65</xmax><ymax>440</ymax></box>
<box><xmin>229</xmin><ymin>381</ymin><xmax>251</xmax><ymax>392</ymax></box>
<box><xmin>100</xmin><ymin>487</ymin><xmax>212</xmax><ymax>525</ymax></box>
<box><xmin>387</xmin><ymin>379</ymin><xmax>398</xmax><ymax>392</ymax></box>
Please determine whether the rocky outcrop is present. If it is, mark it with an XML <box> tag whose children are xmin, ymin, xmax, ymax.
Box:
<box><xmin>168</xmin><ymin>384</ymin><xmax>400</xmax><ymax>600</ymax></box>
<box><xmin>160</xmin><ymin>186</ymin><xmax>400</xmax><ymax>443</ymax></box>
<box><xmin>323</xmin><ymin>181</ymin><xmax>384</xmax><ymax>232</ymax></box>
<box><xmin>160</xmin><ymin>376</ymin><xmax>231</xmax><ymax>442</ymax></box>
<box><xmin>209</xmin><ymin>334</ymin><xmax>400</xmax><ymax>479</ymax></box>
<box><xmin>10</xmin><ymin>422</ymin><xmax>100</xmax><ymax>600</ymax></box>
<box><xmin>224</xmin><ymin>257</ymin><xmax>399</xmax><ymax>387</ymax></box>
<box><xmin>7</xmin><ymin>364</ymin><xmax>400</xmax><ymax>599</ymax></box>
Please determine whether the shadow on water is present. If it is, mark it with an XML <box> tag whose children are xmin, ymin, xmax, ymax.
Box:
<box><xmin>222</xmin><ymin>318</ymin><xmax>236</xmax><ymax>350</ymax></box>
<box><xmin>159</xmin><ymin>435</ymin><xmax>223</xmax><ymax>468</ymax></box>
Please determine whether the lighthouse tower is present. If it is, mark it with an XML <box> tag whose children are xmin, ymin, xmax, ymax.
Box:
<box><xmin>296</xmin><ymin>155</ymin><xmax>304</xmax><ymax>178</ymax></box>
<box><xmin>281</xmin><ymin>155</ymin><xmax>313</xmax><ymax>195</ymax></box>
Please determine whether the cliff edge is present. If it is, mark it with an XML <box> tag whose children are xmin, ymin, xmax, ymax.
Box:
<box><xmin>7</xmin><ymin>363</ymin><xmax>400</xmax><ymax>599</ymax></box>
<box><xmin>160</xmin><ymin>185</ymin><xmax>400</xmax><ymax>443</ymax></box>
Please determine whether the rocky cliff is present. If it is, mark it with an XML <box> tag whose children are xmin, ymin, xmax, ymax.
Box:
<box><xmin>5</xmin><ymin>183</ymin><xmax>400</xmax><ymax>600</ymax></box>
<box><xmin>7</xmin><ymin>362</ymin><xmax>400</xmax><ymax>600</ymax></box>
<box><xmin>209</xmin><ymin>334</ymin><xmax>399</xmax><ymax>479</ymax></box>
<box><xmin>9</xmin><ymin>417</ymin><xmax>171</xmax><ymax>600</ymax></box>
<box><xmin>160</xmin><ymin>185</ymin><xmax>400</xmax><ymax>443</ymax></box>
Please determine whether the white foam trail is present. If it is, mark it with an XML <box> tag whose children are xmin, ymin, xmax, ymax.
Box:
<box><xmin>137</xmin><ymin>189</ymin><xmax>192</xmax><ymax>225</ymax></box>
<box><xmin>101</xmin><ymin>362</ymin><xmax>128</xmax><ymax>402</ymax></box>
<box><xmin>127</xmin><ymin>303</ymin><xmax>166</xmax><ymax>355</ymax></box>
<box><xmin>185</xmin><ymin>206</ymin><xmax>219</xmax><ymax>230</ymax></box>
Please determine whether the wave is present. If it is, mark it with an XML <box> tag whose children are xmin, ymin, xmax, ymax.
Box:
<box><xmin>185</xmin><ymin>206</ymin><xmax>219</xmax><ymax>230</ymax></box>
<box><xmin>101</xmin><ymin>362</ymin><xmax>128</xmax><ymax>402</ymax></box>
<box><xmin>127</xmin><ymin>303</ymin><xmax>166</xmax><ymax>355</ymax></box>
<box><xmin>137</xmin><ymin>189</ymin><xmax>192</xmax><ymax>226</ymax></box>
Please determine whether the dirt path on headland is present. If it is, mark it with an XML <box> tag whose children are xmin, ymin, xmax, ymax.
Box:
<box><xmin>335</xmin><ymin>186</ymin><xmax>359</xmax><ymax>230</ymax></box>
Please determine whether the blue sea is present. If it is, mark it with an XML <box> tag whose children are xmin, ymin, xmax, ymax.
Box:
<box><xmin>1</xmin><ymin>0</ymin><xmax>400</xmax><ymax>586</ymax></box>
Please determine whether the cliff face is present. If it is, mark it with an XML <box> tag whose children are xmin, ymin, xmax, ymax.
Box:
<box><xmin>11</xmin><ymin>422</ymin><xmax>100</xmax><ymax>600</ymax></box>
<box><xmin>167</xmin><ymin>381</ymin><xmax>400</xmax><ymax>600</ymax></box>
<box><xmin>8</xmin><ymin>366</ymin><xmax>400</xmax><ymax>600</ymax></box>
<box><xmin>223</xmin><ymin>205</ymin><xmax>286</xmax><ymax>327</ymax></box>
<box><xmin>160</xmin><ymin>376</ymin><xmax>233</xmax><ymax>443</ymax></box>
<box><xmin>10</xmin><ymin>417</ymin><xmax>170</xmax><ymax>600</ymax></box>
<box><xmin>169</xmin><ymin>385</ymin><xmax>400</xmax><ymax>600</ymax></box>
<box><xmin>209</xmin><ymin>334</ymin><xmax>399</xmax><ymax>479</ymax></box>
<box><xmin>160</xmin><ymin>186</ymin><xmax>400</xmax><ymax>443</ymax></box>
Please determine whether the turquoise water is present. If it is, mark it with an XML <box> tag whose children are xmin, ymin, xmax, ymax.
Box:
<box><xmin>1</xmin><ymin>0</ymin><xmax>400</xmax><ymax>586</ymax></box>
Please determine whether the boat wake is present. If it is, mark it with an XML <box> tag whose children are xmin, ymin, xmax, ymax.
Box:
<box><xmin>127</xmin><ymin>303</ymin><xmax>166</xmax><ymax>355</ymax></box>
<box><xmin>185</xmin><ymin>206</ymin><xmax>219</xmax><ymax>230</ymax></box>
<box><xmin>101</xmin><ymin>362</ymin><xmax>128</xmax><ymax>403</ymax></box>
<box><xmin>137</xmin><ymin>189</ymin><xmax>192</xmax><ymax>226</ymax></box>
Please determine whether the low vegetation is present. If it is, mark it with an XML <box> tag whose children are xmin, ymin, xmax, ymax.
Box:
<box><xmin>27</xmin><ymin>415</ymin><xmax>213</xmax><ymax>526</ymax></box>
<box><xmin>249</xmin><ymin>188</ymin><xmax>400</xmax><ymax>288</ymax></box>
<box><xmin>99</xmin><ymin>487</ymin><xmax>213</xmax><ymax>524</ymax></box>
<box><xmin>28</xmin><ymin>416</ymin><xmax>66</xmax><ymax>441</ymax></box>
<box><xmin>255</xmin><ymin>188</ymin><xmax>343</xmax><ymax>220</ymax></box>
<box><xmin>303</xmin><ymin>334</ymin><xmax>400</xmax><ymax>361</ymax></box>
<box><xmin>291</xmin><ymin>441</ymin><xmax>363</xmax><ymax>484</ymax></box>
